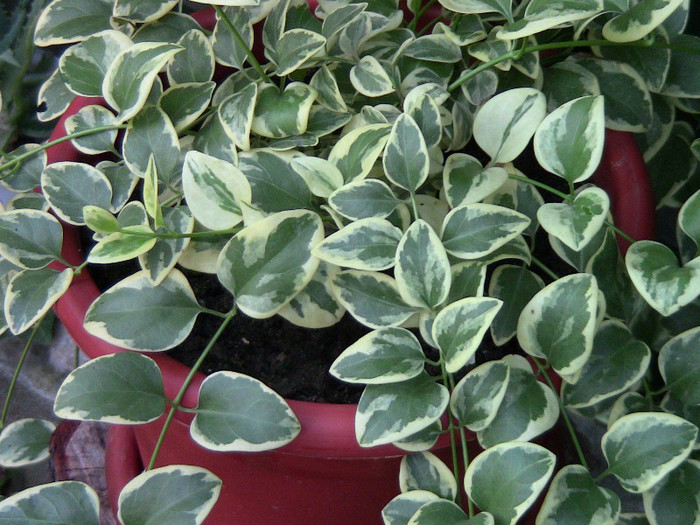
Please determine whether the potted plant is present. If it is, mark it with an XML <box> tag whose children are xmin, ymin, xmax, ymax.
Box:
<box><xmin>1</xmin><ymin>0</ymin><xmax>699</xmax><ymax>524</ymax></box>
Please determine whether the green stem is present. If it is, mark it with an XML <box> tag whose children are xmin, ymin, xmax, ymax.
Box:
<box><xmin>506</xmin><ymin>172</ymin><xmax>571</xmax><ymax>202</ymax></box>
<box><xmin>409</xmin><ymin>192</ymin><xmax>421</xmax><ymax>221</ymax></box>
<box><xmin>606</xmin><ymin>222</ymin><xmax>636</xmax><ymax>244</ymax></box>
<box><xmin>442</xmin><ymin>364</ymin><xmax>462</xmax><ymax>508</ymax></box>
<box><xmin>530</xmin><ymin>255</ymin><xmax>559</xmax><ymax>281</ymax></box>
<box><xmin>147</xmin><ymin>308</ymin><xmax>237</xmax><ymax>470</ymax></box>
<box><xmin>119</xmin><ymin>226</ymin><xmax>240</xmax><ymax>240</ymax></box>
<box><xmin>458</xmin><ymin>426</ymin><xmax>475</xmax><ymax>518</ymax></box>
<box><xmin>0</xmin><ymin>315</ymin><xmax>47</xmax><ymax>429</ymax></box>
<box><xmin>213</xmin><ymin>6</ymin><xmax>271</xmax><ymax>84</ymax></box>
<box><xmin>531</xmin><ymin>359</ymin><xmax>589</xmax><ymax>470</ymax></box>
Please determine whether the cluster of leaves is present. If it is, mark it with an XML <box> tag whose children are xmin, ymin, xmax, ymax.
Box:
<box><xmin>0</xmin><ymin>0</ymin><xmax>699</xmax><ymax>524</ymax></box>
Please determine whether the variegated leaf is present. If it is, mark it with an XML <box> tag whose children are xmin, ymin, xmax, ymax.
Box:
<box><xmin>0</xmin><ymin>210</ymin><xmax>63</xmax><ymax>269</ymax></box>
<box><xmin>330</xmin><ymin>327</ymin><xmax>425</xmax><ymax>384</ymax></box>
<box><xmin>602</xmin><ymin>412</ymin><xmax>698</xmax><ymax>493</ymax></box>
<box><xmin>356</xmin><ymin>372</ymin><xmax>449</xmax><ymax>447</ymax></box>
<box><xmin>276</xmin><ymin>29</ymin><xmax>326</xmax><ymax>76</ymax></box>
<box><xmin>405</xmin><ymin>92</ymin><xmax>442</xmax><ymax>149</ymax></box>
<box><xmin>113</xmin><ymin>0</ymin><xmax>178</xmax><ymax>23</ymax></box>
<box><xmin>0</xmin><ymin>144</ymin><xmax>46</xmax><ymax>192</ymax></box>
<box><xmin>497</xmin><ymin>0</ymin><xmax>603</xmax><ymax>39</ymax></box>
<box><xmin>139</xmin><ymin>207</ymin><xmax>194</xmax><ymax>285</ymax></box>
<box><xmin>191</xmin><ymin>371</ymin><xmax>300</xmax><ymax>452</ymax></box>
<box><xmin>603</xmin><ymin>0</ymin><xmax>684</xmax><ymax>42</ymax></box>
<box><xmin>400</xmin><ymin>452</ymin><xmax>457</xmax><ymax>501</ymax></box>
<box><xmin>642</xmin><ymin>459</ymin><xmax>700</xmax><ymax>525</ymax></box>
<box><xmin>517</xmin><ymin>273</ymin><xmax>598</xmax><ymax>381</ymax></box>
<box><xmin>122</xmin><ymin>105</ymin><xmax>180</xmax><ymax>182</ymax></box>
<box><xmin>433</xmin><ymin>297</ymin><xmax>502</xmax><ymax>373</ymax></box>
<box><xmin>212</xmin><ymin>6</ymin><xmax>253</xmax><ymax>69</ymax></box>
<box><xmin>5</xmin><ymin>268</ymin><xmax>73</xmax><ymax>334</ymax></box>
<box><xmin>403</xmin><ymin>34</ymin><xmax>462</xmax><ymax>63</ymax></box>
<box><xmin>310</xmin><ymin>66</ymin><xmax>347</xmax><ymax>113</ymax></box>
<box><xmin>159</xmin><ymin>81</ymin><xmax>215</xmax><ymax>133</ymax></box>
<box><xmin>542</xmin><ymin>61</ymin><xmax>601</xmax><ymax>111</ymax></box>
<box><xmin>662</xmin><ymin>34</ymin><xmax>700</xmax><ymax>98</ymax></box>
<box><xmin>167</xmin><ymin>29</ymin><xmax>215</xmax><ymax>85</ymax></box>
<box><xmin>679</xmin><ymin>188</ymin><xmax>700</xmax><ymax>257</ymax></box>
<box><xmin>382</xmin><ymin>491</ymin><xmax>441</xmax><ymax>525</ymax></box>
<box><xmin>277</xmin><ymin>262</ymin><xmax>345</xmax><ymax>328</ymax></box>
<box><xmin>194</xmin><ymin>113</ymin><xmax>238</xmax><ymax>164</ymax></box>
<box><xmin>489</xmin><ymin>265</ymin><xmax>544</xmax><ymax>346</ymax></box>
<box><xmin>88</xmin><ymin>226</ymin><xmax>157</xmax><ymax>264</ymax></box>
<box><xmin>0</xmin><ymin>419</ymin><xmax>56</xmax><ymax>468</ymax></box>
<box><xmin>0</xmin><ymin>481</ymin><xmax>99</xmax><ymax>524</ymax></box>
<box><xmin>659</xmin><ymin>326</ymin><xmax>700</xmax><ymax>406</ymax></box>
<box><xmin>443</xmin><ymin>153</ymin><xmax>508</xmax><ymax>208</ymax></box>
<box><xmin>65</xmin><ymin>105</ymin><xmax>119</xmax><ymax>155</ymax></box>
<box><xmin>350</xmin><ymin>55</ymin><xmax>394</xmax><ymax>97</ymax></box>
<box><xmin>54</xmin><ymin>352</ymin><xmax>164</xmax><ymax>424</ymax></box>
<box><xmin>290</xmin><ymin>156</ymin><xmax>344</xmax><ymax>198</ymax></box>
<box><xmin>34</xmin><ymin>0</ymin><xmax>113</xmax><ymax>46</ymax></box>
<box><xmin>37</xmin><ymin>69</ymin><xmax>74</xmax><ymax>122</ymax></box>
<box><xmin>437</xmin><ymin>0</ymin><xmax>512</xmax><ymax>18</ymax></box>
<box><xmin>383</xmin><ymin>114</ymin><xmax>430</xmax><ymax>193</ymax></box>
<box><xmin>447</xmin><ymin>261</ymin><xmax>487</xmax><ymax>302</ymax></box>
<box><xmin>118</xmin><ymin>466</ymin><xmax>221</xmax><ymax>525</ymax></box>
<box><xmin>408</xmin><ymin>500</ymin><xmax>482</xmax><ymax>525</ymax></box>
<box><xmin>251</xmin><ymin>82</ymin><xmax>317</xmax><ymax>138</ymax></box>
<box><xmin>328</xmin><ymin>123</ymin><xmax>391</xmax><ymax>183</ymax></box>
<box><xmin>84</xmin><ymin>269</ymin><xmax>201</xmax><ymax>351</ymax></box>
<box><xmin>465</xmin><ymin>441</ymin><xmax>556</xmax><ymax>525</ymax></box>
<box><xmin>450</xmin><ymin>360</ymin><xmax>509</xmax><ymax>432</ymax></box>
<box><xmin>218</xmin><ymin>83</ymin><xmax>257</xmax><ymax>151</ymax></box>
<box><xmin>217</xmin><ymin>210</ymin><xmax>323</xmax><ymax>318</ymax></box>
<box><xmin>329</xmin><ymin>179</ymin><xmax>399</xmax><ymax>220</ymax></box>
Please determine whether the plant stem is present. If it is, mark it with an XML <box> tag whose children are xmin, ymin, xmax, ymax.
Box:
<box><xmin>118</xmin><ymin>226</ymin><xmax>240</xmax><ymax>240</ymax></box>
<box><xmin>606</xmin><ymin>222</ymin><xmax>636</xmax><ymax>244</ymax></box>
<box><xmin>530</xmin><ymin>255</ymin><xmax>559</xmax><ymax>281</ymax></box>
<box><xmin>506</xmin><ymin>172</ymin><xmax>572</xmax><ymax>202</ymax></box>
<box><xmin>458</xmin><ymin>426</ymin><xmax>475</xmax><ymax>518</ymax></box>
<box><xmin>213</xmin><ymin>6</ymin><xmax>271</xmax><ymax>84</ymax></box>
<box><xmin>441</xmin><ymin>363</ymin><xmax>462</xmax><ymax>508</ymax></box>
<box><xmin>147</xmin><ymin>308</ymin><xmax>237</xmax><ymax>470</ymax></box>
<box><xmin>531</xmin><ymin>358</ymin><xmax>589</xmax><ymax>470</ymax></box>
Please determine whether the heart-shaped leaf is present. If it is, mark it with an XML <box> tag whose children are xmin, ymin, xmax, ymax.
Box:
<box><xmin>603</xmin><ymin>0</ymin><xmax>684</xmax><ymax>42</ymax></box>
<box><xmin>251</xmin><ymin>82</ymin><xmax>317</xmax><ymax>138</ymax></box>
<box><xmin>276</xmin><ymin>29</ymin><xmax>326</xmax><ymax>76</ymax></box>
<box><xmin>400</xmin><ymin>452</ymin><xmax>458</xmax><ymax>502</ymax></box>
<box><xmin>218</xmin><ymin>83</ymin><xmax>257</xmax><ymax>151</ymax></box>
<box><xmin>679</xmin><ymin>188</ymin><xmax>700</xmax><ymax>258</ymax></box>
<box><xmin>350</xmin><ymin>55</ymin><xmax>394</xmax><ymax>97</ymax></box>
<box><xmin>443</xmin><ymin>153</ymin><xmax>508</xmax><ymax>208</ymax></box>
<box><xmin>659</xmin><ymin>326</ymin><xmax>700</xmax><ymax>406</ymax></box>
<box><xmin>35</xmin><ymin>0</ymin><xmax>113</xmax><ymax>46</ymax></box>
<box><xmin>329</xmin><ymin>123</ymin><xmax>391</xmax><ymax>183</ymax></box>
<box><xmin>159</xmin><ymin>81</ymin><xmax>215</xmax><ymax>133</ymax></box>
<box><xmin>0</xmin><ymin>210</ymin><xmax>63</xmax><ymax>269</ymax></box>
<box><xmin>642</xmin><ymin>459</ymin><xmax>700</xmax><ymax>525</ymax></box>
<box><xmin>408</xmin><ymin>499</ymin><xmax>485</xmax><ymax>525</ymax></box>
<box><xmin>65</xmin><ymin>105</ymin><xmax>119</xmax><ymax>155</ymax></box>
<box><xmin>0</xmin><ymin>481</ymin><xmax>99</xmax><ymax>524</ymax></box>
<box><xmin>329</xmin><ymin>179</ymin><xmax>400</xmax><ymax>220</ymax></box>
<box><xmin>167</xmin><ymin>29</ymin><xmax>215</xmax><ymax>84</ymax></box>
<box><xmin>450</xmin><ymin>360</ymin><xmax>509</xmax><ymax>432</ymax></box>
<box><xmin>122</xmin><ymin>105</ymin><xmax>180</xmax><ymax>182</ymax></box>
<box><xmin>383</xmin><ymin>114</ymin><xmax>430</xmax><ymax>193</ymax></box>
<box><xmin>0</xmin><ymin>418</ymin><xmax>56</xmax><ymax>468</ymax></box>
<box><xmin>382</xmin><ymin>491</ymin><xmax>441</xmax><ymax>525</ymax></box>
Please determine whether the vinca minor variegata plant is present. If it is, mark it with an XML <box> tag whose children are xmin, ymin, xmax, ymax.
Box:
<box><xmin>0</xmin><ymin>0</ymin><xmax>700</xmax><ymax>523</ymax></box>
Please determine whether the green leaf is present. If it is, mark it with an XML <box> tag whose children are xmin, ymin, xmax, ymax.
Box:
<box><xmin>34</xmin><ymin>0</ymin><xmax>113</xmax><ymax>46</ymax></box>
<box><xmin>395</xmin><ymin>220</ymin><xmax>451</xmax><ymax>309</ymax></box>
<box><xmin>603</xmin><ymin>0</ymin><xmax>684</xmax><ymax>42</ymax></box>
<box><xmin>118</xmin><ymin>466</ymin><xmax>221</xmax><ymax>525</ymax></box>
<box><xmin>182</xmin><ymin>150</ymin><xmax>251</xmax><ymax>231</ymax></box>
<box><xmin>407</xmin><ymin>499</ymin><xmax>479</xmax><ymax>525</ymax></box>
<box><xmin>99</xmin><ymin>161</ymin><xmax>139</xmax><ymax>213</ymax></box>
<box><xmin>313</xmin><ymin>218</ymin><xmax>402</xmax><ymax>271</ymax></box>
<box><xmin>5</xmin><ymin>268</ymin><xmax>73</xmax><ymax>335</ymax></box>
<box><xmin>276</xmin><ymin>29</ymin><xmax>326</xmax><ymax>76</ymax></box>
<box><xmin>464</xmin><ymin>441</ymin><xmax>556</xmax><ymax>525</ymax></box>
<box><xmin>332</xmin><ymin>270</ymin><xmax>418</xmax><ymax>328</ymax></box>
<box><xmin>477</xmin><ymin>355</ymin><xmax>560</xmax><ymax>448</ymax></box>
<box><xmin>84</xmin><ymin>269</ymin><xmax>201</xmax><ymax>351</ymax></box>
<box><xmin>41</xmin><ymin>162</ymin><xmax>113</xmax><ymax>225</ymax></box>
<box><xmin>159</xmin><ymin>81</ymin><xmax>215</xmax><ymax>133</ymax></box>
<box><xmin>88</xmin><ymin>226</ymin><xmax>158</xmax><ymax>264</ymax></box>
<box><xmin>642</xmin><ymin>459</ymin><xmax>700</xmax><ymax>525</ymax></box>
<box><xmin>103</xmin><ymin>42</ymin><xmax>182</xmax><ymax>122</ymax></box>
<box><xmin>602</xmin><ymin>412</ymin><xmax>698</xmax><ymax>493</ymax></box>
<box><xmin>218</xmin><ymin>83</ymin><xmax>257</xmax><ymax>151</ymax></box>
<box><xmin>489</xmin><ymin>265</ymin><xmax>544</xmax><ymax>346</ymax></box>
<box><xmin>450</xmin><ymin>361</ymin><xmax>509</xmax><ymax>432</ymax></box>
<box><xmin>122</xmin><ymin>105</ymin><xmax>180</xmax><ymax>182</ymax></box>
<box><xmin>139</xmin><ymin>207</ymin><xmax>194</xmax><ymax>285</ymax></box>
<box><xmin>447</xmin><ymin>261</ymin><xmax>487</xmax><ymax>303</ymax></box>
<box><xmin>54</xmin><ymin>352</ymin><xmax>165</xmax><ymax>424</ymax></box>
<box><xmin>382</xmin><ymin>491</ymin><xmax>441</xmax><ymax>525</ymax></box>
<box><xmin>329</xmin><ymin>179</ymin><xmax>399</xmax><ymax>220</ymax></box>
<box><xmin>217</xmin><ymin>210</ymin><xmax>323</xmax><ymax>318</ymax></box>
<box><xmin>252</xmin><ymin>82</ymin><xmax>317</xmax><ymax>138</ymax></box>
<box><xmin>403</xmin><ymin>34</ymin><xmax>463</xmax><ymax>63</ymax></box>
<box><xmin>383</xmin><ymin>114</ymin><xmax>430</xmax><ymax>192</ymax></box>
<box><xmin>350</xmin><ymin>55</ymin><xmax>394</xmax><ymax>97</ymax></box>
<box><xmin>191</xmin><ymin>371</ymin><xmax>300</xmax><ymax>452</ymax></box>
<box><xmin>405</xmin><ymin>92</ymin><xmax>442</xmax><ymax>149</ymax></box>
<box><xmin>433</xmin><ymin>297</ymin><xmax>502</xmax><ymax>373</ymax></box>
<box><xmin>533</xmin><ymin>96</ymin><xmax>605</xmax><ymax>184</ymax></box>
<box><xmin>437</xmin><ymin>0</ymin><xmax>512</xmax><ymax>19</ymax></box>
<box><xmin>328</xmin><ymin>123</ymin><xmax>391</xmax><ymax>183</ymax></box>
<box><xmin>537</xmin><ymin>465</ymin><xmax>620</xmax><ymax>525</ymax></box>
<box><xmin>443</xmin><ymin>154</ymin><xmax>508</xmax><ymax>208</ymax></box>
<box><xmin>0</xmin><ymin>210</ymin><xmax>63</xmax><ymax>269</ymax></box>
<box><xmin>679</xmin><ymin>189</ymin><xmax>700</xmax><ymax>257</ymax></box>
<box><xmin>537</xmin><ymin>186</ymin><xmax>610</xmax><ymax>251</ymax></box>
<box><xmin>441</xmin><ymin>203</ymin><xmax>531</xmax><ymax>260</ymax></box>
<box><xmin>356</xmin><ymin>372</ymin><xmax>449</xmax><ymax>447</ymax></box>
<box><xmin>561</xmin><ymin>320</ymin><xmax>650</xmax><ymax>409</ymax></box>
<box><xmin>0</xmin><ymin>144</ymin><xmax>46</xmax><ymax>192</ymax></box>
<box><xmin>291</xmin><ymin>156</ymin><xmax>344</xmax><ymax>198</ymax></box>
<box><xmin>659</xmin><ymin>326</ymin><xmax>700</xmax><ymax>405</ymax></box>
<box><xmin>472</xmin><ymin>87</ymin><xmax>547</xmax><ymax>163</ymax></box>
<box><xmin>65</xmin><ymin>105</ymin><xmax>119</xmax><ymax>155</ymax></box>
<box><xmin>662</xmin><ymin>34</ymin><xmax>700</xmax><ymax>98</ymax></box>
<box><xmin>212</xmin><ymin>7</ymin><xmax>253</xmax><ymax>69</ymax></box>
<box><xmin>0</xmin><ymin>481</ymin><xmax>99</xmax><ymax>524</ymax></box>
<box><xmin>400</xmin><ymin>452</ymin><xmax>458</xmax><ymax>501</ymax></box>
<box><xmin>330</xmin><ymin>327</ymin><xmax>425</xmax><ymax>384</ymax></box>
<box><xmin>517</xmin><ymin>273</ymin><xmax>598</xmax><ymax>381</ymax></box>
<box><xmin>0</xmin><ymin>419</ymin><xmax>56</xmax><ymax>468</ymax></box>
<box><xmin>113</xmin><ymin>0</ymin><xmax>178</xmax><ymax>23</ymax></box>
<box><xmin>498</xmin><ymin>0</ymin><xmax>603</xmax><ymax>39</ymax></box>
<box><xmin>167</xmin><ymin>29</ymin><xmax>215</xmax><ymax>85</ymax></box>
<box><xmin>626</xmin><ymin>241</ymin><xmax>700</xmax><ymax>316</ymax></box>
<box><xmin>542</xmin><ymin>61</ymin><xmax>601</xmax><ymax>111</ymax></box>
<box><xmin>37</xmin><ymin>69</ymin><xmax>75</xmax><ymax>122</ymax></box>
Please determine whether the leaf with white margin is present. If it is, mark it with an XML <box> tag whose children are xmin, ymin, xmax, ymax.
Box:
<box><xmin>447</xmin><ymin>261</ymin><xmax>487</xmax><ymax>303</ymax></box>
<box><xmin>451</xmin><ymin>360</ymin><xmax>509</xmax><ymax>432</ymax></box>
<box><xmin>122</xmin><ymin>105</ymin><xmax>180</xmax><ymax>181</ymax></box>
<box><xmin>626</xmin><ymin>240</ymin><xmax>700</xmax><ymax>316</ymax></box>
<box><xmin>103</xmin><ymin>42</ymin><xmax>182</xmax><ymax>122</ymax></box>
<box><xmin>275</xmin><ymin>29</ymin><xmax>326</xmax><ymax>76</ymax></box>
<box><xmin>118</xmin><ymin>465</ymin><xmax>221</xmax><ymax>525</ymax></box>
<box><xmin>662</xmin><ymin>34</ymin><xmax>700</xmax><ymax>99</ymax></box>
<box><xmin>394</xmin><ymin>421</ymin><xmax>442</xmax><ymax>453</ymax></box>
<box><xmin>167</xmin><ymin>29</ymin><xmax>215</xmax><ymax>85</ymax></box>
<box><xmin>278</xmin><ymin>261</ymin><xmax>344</xmax><ymax>328</ymax></box>
<box><xmin>329</xmin><ymin>123</ymin><xmax>391</xmax><ymax>183</ymax></box>
<box><xmin>405</xmin><ymin>93</ymin><xmax>442</xmax><ymax>149</ymax></box>
<box><xmin>329</xmin><ymin>179</ymin><xmax>400</xmax><ymax>220</ymax></box>
<box><xmin>443</xmin><ymin>153</ymin><xmax>508</xmax><ymax>208</ymax></box>
<box><xmin>410</xmin><ymin>503</ymin><xmax>493</xmax><ymax>525</ymax></box>
<box><xmin>330</xmin><ymin>327</ymin><xmax>425</xmax><ymax>384</ymax></box>
<box><xmin>37</xmin><ymin>68</ymin><xmax>74</xmax><ymax>122</ymax></box>
<box><xmin>191</xmin><ymin>371</ymin><xmax>300</xmax><ymax>452</ymax></box>
<box><xmin>661</xmin><ymin>394</ymin><xmax>700</xmax><ymax>451</ymax></box>
<box><xmin>113</xmin><ymin>0</ymin><xmax>178</xmax><ymax>23</ymax></box>
<box><xmin>382</xmin><ymin>114</ymin><xmax>430</xmax><ymax>193</ymax></box>
<box><xmin>400</xmin><ymin>452</ymin><xmax>458</xmax><ymax>501</ymax></box>
<box><xmin>533</xmin><ymin>96</ymin><xmax>605</xmax><ymax>184</ymax></box>
<box><xmin>99</xmin><ymin>161</ymin><xmax>139</xmax><ymax>213</ymax></box>
<box><xmin>0</xmin><ymin>418</ymin><xmax>56</xmax><ymax>468</ymax></box>
<box><xmin>251</xmin><ymin>82</ymin><xmax>317</xmax><ymax>138</ymax></box>
<box><xmin>5</xmin><ymin>268</ymin><xmax>73</xmax><ymax>335</ymax></box>
<box><xmin>642</xmin><ymin>459</ymin><xmax>700</xmax><ymax>525</ymax></box>
<box><xmin>437</xmin><ymin>0</ymin><xmax>512</xmax><ymax>19</ymax></box>
<box><xmin>489</xmin><ymin>265</ymin><xmax>544</xmax><ymax>346</ymax></box>
<box><xmin>602</xmin><ymin>412</ymin><xmax>698</xmax><ymax>493</ymax></box>
<box><xmin>465</xmin><ymin>441</ymin><xmax>556</xmax><ymax>525</ymax></box>
<box><xmin>84</xmin><ymin>269</ymin><xmax>201</xmax><ymax>351</ymax></box>
<box><xmin>65</xmin><ymin>105</ymin><xmax>119</xmax><ymax>154</ymax></box>
<box><xmin>218</xmin><ymin>83</ymin><xmax>257</xmax><ymax>151</ymax></box>
<box><xmin>159</xmin><ymin>81</ymin><xmax>215</xmax><ymax>133</ymax></box>
<box><xmin>441</xmin><ymin>203</ymin><xmax>531</xmax><ymax>260</ymax></box>
<box><xmin>182</xmin><ymin>150</ymin><xmax>251</xmax><ymax>231</ymax></box>
<box><xmin>561</xmin><ymin>320</ymin><xmax>650</xmax><ymax>409</ymax></box>
<box><xmin>34</xmin><ymin>0</ymin><xmax>113</xmax><ymax>46</ymax></box>
<box><xmin>41</xmin><ymin>162</ymin><xmax>113</xmax><ymax>225</ymax></box>
<box><xmin>395</xmin><ymin>220</ymin><xmax>451</xmax><ymax>309</ymax></box>
<box><xmin>332</xmin><ymin>270</ymin><xmax>418</xmax><ymax>329</ymax></box>
<box><xmin>382</xmin><ymin>490</ymin><xmax>441</xmax><ymax>525</ymax></box>
<box><xmin>313</xmin><ymin>218</ymin><xmax>402</xmax><ymax>271</ymax></box>
<box><xmin>88</xmin><ymin>226</ymin><xmax>157</xmax><ymax>264</ymax></box>
<box><xmin>517</xmin><ymin>273</ymin><xmax>598</xmax><ymax>382</ymax></box>
<box><xmin>497</xmin><ymin>0</ymin><xmax>603</xmax><ymax>39</ymax></box>
<box><xmin>356</xmin><ymin>372</ymin><xmax>449</xmax><ymax>447</ymax></box>
<box><xmin>608</xmin><ymin>393</ymin><xmax>653</xmax><ymax>429</ymax></box>
<box><xmin>217</xmin><ymin>210</ymin><xmax>323</xmax><ymax>319</ymax></box>
<box><xmin>291</xmin><ymin>156</ymin><xmax>344</xmax><ymax>198</ymax></box>
<box><xmin>537</xmin><ymin>187</ymin><xmax>610</xmax><ymax>251</ymax></box>
<box><xmin>433</xmin><ymin>297</ymin><xmax>502</xmax><ymax>373</ymax></box>
<box><xmin>542</xmin><ymin>61</ymin><xmax>601</xmax><ymax>112</ymax></box>
<box><xmin>0</xmin><ymin>143</ymin><xmax>46</xmax><ymax>192</ymax></box>
<box><xmin>350</xmin><ymin>55</ymin><xmax>394</xmax><ymax>97</ymax></box>
<box><xmin>0</xmin><ymin>210</ymin><xmax>63</xmax><ymax>269</ymax></box>
<box><xmin>536</xmin><ymin>464</ymin><xmax>620</xmax><ymax>525</ymax></box>
<box><xmin>603</xmin><ymin>0</ymin><xmax>684</xmax><ymax>42</ymax></box>
<box><xmin>54</xmin><ymin>352</ymin><xmax>165</xmax><ymax>424</ymax></box>
<box><xmin>477</xmin><ymin>355</ymin><xmax>559</xmax><ymax>448</ymax></box>
<box><xmin>472</xmin><ymin>88</ymin><xmax>547</xmax><ymax>163</ymax></box>
<box><xmin>679</xmin><ymin>188</ymin><xmax>700</xmax><ymax>258</ymax></box>
<box><xmin>659</xmin><ymin>326</ymin><xmax>700</xmax><ymax>406</ymax></box>
<box><xmin>139</xmin><ymin>207</ymin><xmax>194</xmax><ymax>285</ymax></box>
<box><xmin>0</xmin><ymin>481</ymin><xmax>99</xmax><ymax>524</ymax></box>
